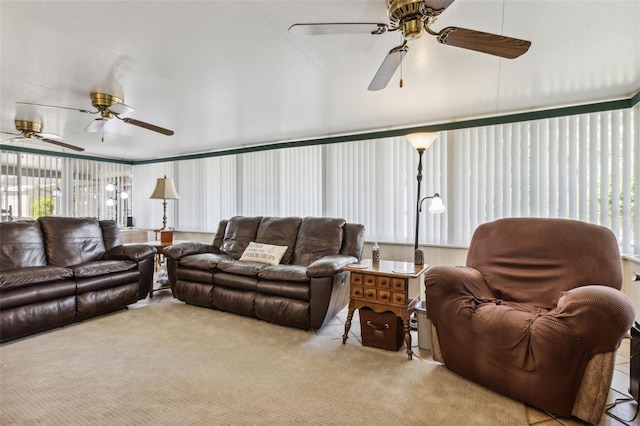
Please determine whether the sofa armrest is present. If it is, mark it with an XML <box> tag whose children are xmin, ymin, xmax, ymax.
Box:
<box><xmin>554</xmin><ymin>285</ymin><xmax>636</xmax><ymax>353</ymax></box>
<box><xmin>163</xmin><ymin>242</ymin><xmax>217</xmax><ymax>260</ymax></box>
<box><xmin>425</xmin><ymin>266</ymin><xmax>496</xmax><ymax>300</ymax></box>
<box><xmin>307</xmin><ymin>255</ymin><xmax>358</xmax><ymax>278</ymax></box>
<box><xmin>105</xmin><ymin>244</ymin><xmax>156</xmax><ymax>262</ymax></box>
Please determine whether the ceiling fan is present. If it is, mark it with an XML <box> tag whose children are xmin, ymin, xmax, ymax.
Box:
<box><xmin>18</xmin><ymin>92</ymin><xmax>174</xmax><ymax>136</ymax></box>
<box><xmin>1</xmin><ymin>120</ymin><xmax>84</xmax><ymax>151</ymax></box>
<box><xmin>289</xmin><ymin>0</ymin><xmax>532</xmax><ymax>91</ymax></box>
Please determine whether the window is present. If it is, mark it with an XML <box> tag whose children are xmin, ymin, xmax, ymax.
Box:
<box><xmin>4</xmin><ymin>104</ymin><xmax>637</xmax><ymax>255</ymax></box>
<box><xmin>0</xmin><ymin>151</ymin><xmax>132</xmax><ymax>225</ymax></box>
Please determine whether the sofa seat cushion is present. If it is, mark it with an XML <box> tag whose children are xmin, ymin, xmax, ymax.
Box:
<box><xmin>76</xmin><ymin>270</ymin><xmax>139</xmax><ymax>294</ymax></box>
<box><xmin>178</xmin><ymin>253</ymin><xmax>231</xmax><ymax>270</ymax></box>
<box><xmin>72</xmin><ymin>260</ymin><xmax>136</xmax><ymax>278</ymax></box>
<box><xmin>0</xmin><ymin>266</ymin><xmax>74</xmax><ymax>290</ymax></box>
<box><xmin>216</xmin><ymin>259</ymin><xmax>267</xmax><ymax>277</ymax></box>
<box><xmin>258</xmin><ymin>265</ymin><xmax>309</xmax><ymax>282</ymax></box>
<box><xmin>0</xmin><ymin>279</ymin><xmax>77</xmax><ymax>311</ymax></box>
<box><xmin>256</xmin><ymin>280</ymin><xmax>310</xmax><ymax>301</ymax></box>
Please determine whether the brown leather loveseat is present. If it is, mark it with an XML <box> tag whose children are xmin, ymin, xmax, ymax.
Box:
<box><xmin>424</xmin><ymin>218</ymin><xmax>636</xmax><ymax>424</ymax></box>
<box><xmin>0</xmin><ymin>217</ymin><xmax>156</xmax><ymax>342</ymax></box>
<box><xmin>164</xmin><ymin>216</ymin><xmax>365</xmax><ymax>329</ymax></box>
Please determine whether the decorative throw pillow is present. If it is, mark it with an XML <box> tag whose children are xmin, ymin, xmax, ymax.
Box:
<box><xmin>239</xmin><ymin>242</ymin><xmax>288</xmax><ymax>266</ymax></box>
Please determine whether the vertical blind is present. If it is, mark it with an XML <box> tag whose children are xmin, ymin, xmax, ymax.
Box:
<box><xmin>3</xmin><ymin>103</ymin><xmax>638</xmax><ymax>254</ymax></box>
<box><xmin>450</xmin><ymin>107</ymin><xmax>638</xmax><ymax>253</ymax></box>
<box><xmin>1</xmin><ymin>151</ymin><xmax>132</xmax><ymax>224</ymax></box>
<box><xmin>144</xmin><ymin>106</ymin><xmax>635</xmax><ymax>253</ymax></box>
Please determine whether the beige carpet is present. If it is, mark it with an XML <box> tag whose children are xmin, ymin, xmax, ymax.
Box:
<box><xmin>0</xmin><ymin>300</ymin><xmax>528</xmax><ymax>425</ymax></box>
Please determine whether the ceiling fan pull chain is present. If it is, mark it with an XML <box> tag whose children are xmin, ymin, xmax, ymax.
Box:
<box><xmin>400</xmin><ymin>33</ymin><xmax>404</xmax><ymax>88</ymax></box>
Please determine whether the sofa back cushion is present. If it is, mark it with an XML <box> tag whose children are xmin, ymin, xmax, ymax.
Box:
<box><xmin>39</xmin><ymin>217</ymin><xmax>106</xmax><ymax>267</ymax></box>
<box><xmin>212</xmin><ymin>219</ymin><xmax>228</xmax><ymax>249</ymax></box>
<box><xmin>293</xmin><ymin>217</ymin><xmax>345</xmax><ymax>266</ymax></box>
<box><xmin>219</xmin><ymin>216</ymin><xmax>262</xmax><ymax>259</ymax></box>
<box><xmin>340</xmin><ymin>223</ymin><xmax>366</xmax><ymax>259</ymax></box>
<box><xmin>99</xmin><ymin>220</ymin><xmax>123</xmax><ymax>251</ymax></box>
<box><xmin>466</xmin><ymin>217</ymin><xmax>622</xmax><ymax>308</ymax></box>
<box><xmin>0</xmin><ymin>220</ymin><xmax>47</xmax><ymax>270</ymax></box>
<box><xmin>255</xmin><ymin>217</ymin><xmax>302</xmax><ymax>264</ymax></box>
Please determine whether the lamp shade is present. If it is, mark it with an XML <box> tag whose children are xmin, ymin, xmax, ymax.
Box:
<box><xmin>149</xmin><ymin>175</ymin><xmax>180</xmax><ymax>200</ymax></box>
<box><xmin>406</xmin><ymin>132</ymin><xmax>439</xmax><ymax>151</ymax></box>
<box><xmin>428</xmin><ymin>195</ymin><xmax>447</xmax><ymax>214</ymax></box>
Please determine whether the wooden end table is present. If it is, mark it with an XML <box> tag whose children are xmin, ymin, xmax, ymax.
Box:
<box><xmin>143</xmin><ymin>240</ymin><xmax>183</xmax><ymax>298</ymax></box>
<box><xmin>342</xmin><ymin>259</ymin><xmax>427</xmax><ymax>360</ymax></box>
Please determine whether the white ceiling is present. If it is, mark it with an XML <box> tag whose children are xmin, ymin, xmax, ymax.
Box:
<box><xmin>1</xmin><ymin>1</ymin><xmax>639</xmax><ymax>162</ymax></box>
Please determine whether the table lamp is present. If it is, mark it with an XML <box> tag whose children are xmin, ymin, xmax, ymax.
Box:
<box><xmin>149</xmin><ymin>175</ymin><xmax>180</xmax><ymax>233</ymax></box>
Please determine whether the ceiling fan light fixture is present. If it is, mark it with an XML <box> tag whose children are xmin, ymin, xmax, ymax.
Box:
<box><xmin>15</xmin><ymin>119</ymin><xmax>42</xmax><ymax>134</ymax></box>
<box><xmin>85</xmin><ymin>118</ymin><xmax>108</xmax><ymax>132</ymax></box>
<box><xmin>90</xmin><ymin>92</ymin><xmax>123</xmax><ymax>110</ymax></box>
<box><xmin>402</xmin><ymin>17</ymin><xmax>423</xmax><ymax>40</ymax></box>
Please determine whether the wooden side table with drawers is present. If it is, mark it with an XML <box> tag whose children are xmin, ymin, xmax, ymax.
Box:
<box><xmin>342</xmin><ymin>259</ymin><xmax>428</xmax><ymax>360</ymax></box>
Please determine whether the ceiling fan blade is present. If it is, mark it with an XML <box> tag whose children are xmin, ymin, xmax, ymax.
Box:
<box><xmin>36</xmin><ymin>132</ymin><xmax>63</xmax><ymax>140</ymax></box>
<box><xmin>289</xmin><ymin>23</ymin><xmax>388</xmax><ymax>36</ymax></box>
<box><xmin>436</xmin><ymin>27</ymin><xmax>531</xmax><ymax>59</ymax></box>
<box><xmin>34</xmin><ymin>135</ymin><xmax>85</xmax><ymax>152</ymax></box>
<box><xmin>16</xmin><ymin>101</ymin><xmax>95</xmax><ymax>114</ymax></box>
<box><xmin>85</xmin><ymin>118</ymin><xmax>108</xmax><ymax>132</ymax></box>
<box><xmin>120</xmin><ymin>117</ymin><xmax>174</xmax><ymax>136</ymax></box>
<box><xmin>0</xmin><ymin>136</ymin><xmax>22</xmax><ymax>143</ymax></box>
<box><xmin>107</xmin><ymin>102</ymin><xmax>135</xmax><ymax>116</ymax></box>
<box><xmin>421</xmin><ymin>0</ymin><xmax>456</xmax><ymax>17</ymax></box>
<box><xmin>368</xmin><ymin>44</ymin><xmax>409</xmax><ymax>91</ymax></box>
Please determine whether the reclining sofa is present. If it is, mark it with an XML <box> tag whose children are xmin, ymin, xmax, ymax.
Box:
<box><xmin>0</xmin><ymin>217</ymin><xmax>156</xmax><ymax>342</ymax></box>
<box><xmin>424</xmin><ymin>218</ymin><xmax>636</xmax><ymax>424</ymax></box>
<box><xmin>164</xmin><ymin>216</ymin><xmax>365</xmax><ymax>329</ymax></box>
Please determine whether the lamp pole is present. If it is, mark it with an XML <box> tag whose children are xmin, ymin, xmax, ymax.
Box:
<box><xmin>414</xmin><ymin>148</ymin><xmax>425</xmax><ymax>265</ymax></box>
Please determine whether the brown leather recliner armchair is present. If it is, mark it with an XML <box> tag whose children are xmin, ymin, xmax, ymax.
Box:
<box><xmin>424</xmin><ymin>218</ymin><xmax>636</xmax><ymax>424</ymax></box>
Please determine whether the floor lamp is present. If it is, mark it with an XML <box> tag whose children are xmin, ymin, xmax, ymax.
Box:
<box><xmin>149</xmin><ymin>175</ymin><xmax>180</xmax><ymax>237</ymax></box>
<box><xmin>406</xmin><ymin>132</ymin><xmax>446</xmax><ymax>265</ymax></box>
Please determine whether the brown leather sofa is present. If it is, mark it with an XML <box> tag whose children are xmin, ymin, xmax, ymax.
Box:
<box><xmin>424</xmin><ymin>218</ymin><xmax>636</xmax><ymax>424</ymax></box>
<box><xmin>0</xmin><ymin>217</ymin><xmax>156</xmax><ymax>342</ymax></box>
<box><xmin>164</xmin><ymin>216</ymin><xmax>365</xmax><ymax>329</ymax></box>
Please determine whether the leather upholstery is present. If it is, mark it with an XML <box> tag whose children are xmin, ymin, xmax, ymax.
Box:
<box><xmin>219</xmin><ymin>216</ymin><xmax>262</xmax><ymax>258</ymax></box>
<box><xmin>167</xmin><ymin>216</ymin><xmax>364</xmax><ymax>329</ymax></box>
<box><xmin>254</xmin><ymin>216</ymin><xmax>302</xmax><ymax>264</ymax></box>
<box><xmin>292</xmin><ymin>217</ymin><xmax>345</xmax><ymax>266</ymax></box>
<box><xmin>0</xmin><ymin>220</ymin><xmax>47</xmax><ymax>269</ymax></box>
<box><xmin>425</xmin><ymin>218</ymin><xmax>636</xmax><ymax>424</ymax></box>
<box><xmin>39</xmin><ymin>217</ymin><xmax>106</xmax><ymax>267</ymax></box>
<box><xmin>0</xmin><ymin>266</ymin><xmax>73</xmax><ymax>290</ymax></box>
<box><xmin>99</xmin><ymin>220</ymin><xmax>123</xmax><ymax>250</ymax></box>
<box><xmin>0</xmin><ymin>217</ymin><xmax>156</xmax><ymax>342</ymax></box>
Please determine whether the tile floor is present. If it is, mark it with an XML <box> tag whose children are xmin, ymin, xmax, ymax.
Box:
<box><xmin>140</xmin><ymin>287</ymin><xmax>639</xmax><ymax>426</ymax></box>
